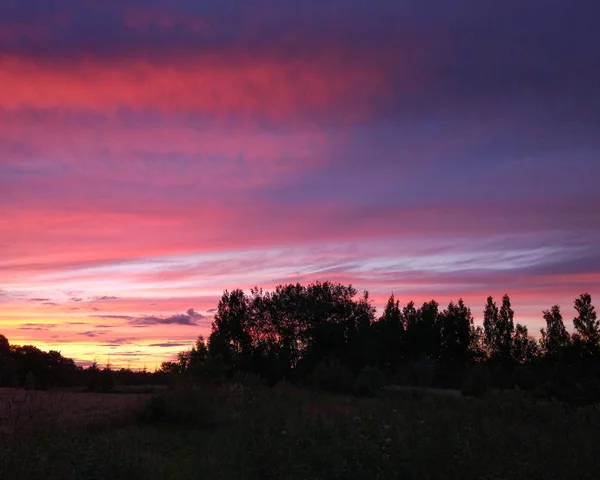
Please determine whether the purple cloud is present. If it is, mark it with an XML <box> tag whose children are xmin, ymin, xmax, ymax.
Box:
<box><xmin>130</xmin><ymin>309</ymin><xmax>204</xmax><ymax>327</ymax></box>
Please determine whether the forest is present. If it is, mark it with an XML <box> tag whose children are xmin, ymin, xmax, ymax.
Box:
<box><xmin>160</xmin><ymin>283</ymin><xmax>599</xmax><ymax>402</ymax></box>
<box><xmin>2</xmin><ymin>282</ymin><xmax>599</xmax><ymax>403</ymax></box>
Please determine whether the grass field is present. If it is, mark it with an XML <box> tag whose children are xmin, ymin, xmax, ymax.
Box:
<box><xmin>2</xmin><ymin>383</ymin><xmax>600</xmax><ymax>479</ymax></box>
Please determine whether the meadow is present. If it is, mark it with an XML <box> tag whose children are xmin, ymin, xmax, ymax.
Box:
<box><xmin>2</xmin><ymin>382</ymin><xmax>600</xmax><ymax>480</ymax></box>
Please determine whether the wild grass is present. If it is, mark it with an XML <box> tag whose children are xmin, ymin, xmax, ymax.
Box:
<box><xmin>2</xmin><ymin>384</ymin><xmax>600</xmax><ymax>479</ymax></box>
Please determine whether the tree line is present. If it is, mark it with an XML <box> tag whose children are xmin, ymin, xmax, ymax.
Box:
<box><xmin>161</xmin><ymin>282</ymin><xmax>599</xmax><ymax>401</ymax></box>
<box><xmin>2</xmin><ymin>281</ymin><xmax>598</xmax><ymax>402</ymax></box>
<box><xmin>0</xmin><ymin>336</ymin><xmax>161</xmax><ymax>391</ymax></box>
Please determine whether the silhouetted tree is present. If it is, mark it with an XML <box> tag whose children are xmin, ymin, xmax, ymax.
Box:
<box><xmin>344</xmin><ymin>290</ymin><xmax>376</xmax><ymax>373</ymax></box>
<box><xmin>402</xmin><ymin>301</ymin><xmax>419</xmax><ymax>359</ymax></box>
<box><xmin>85</xmin><ymin>361</ymin><xmax>101</xmax><ymax>391</ymax></box>
<box><xmin>47</xmin><ymin>350</ymin><xmax>78</xmax><ymax>387</ymax></box>
<box><xmin>250</xmin><ymin>284</ymin><xmax>306</xmax><ymax>380</ymax></box>
<box><xmin>511</xmin><ymin>324</ymin><xmax>538</xmax><ymax>364</ymax></box>
<box><xmin>101</xmin><ymin>363</ymin><xmax>115</xmax><ymax>392</ymax></box>
<box><xmin>541</xmin><ymin>305</ymin><xmax>571</xmax><ymax>358</ymax></box>
<box><xmin>439</xmin><ymin>299</ymin><xmax>475</xmax><ymax>365</ymax></box>
<box><xmin>573</xmin><ymin>293</ymin><xmax>599</xmax><ymax>354</ymax></box>
<box><xmin>209</xmin><ymin>289</ymin><xmax>254</xmax><ymax>374</ymax></box>
<box><xmin>483</xmin><ymin>296</ymin><xmax>499</xmax><ymax>357</ymax></box>
<box><xmin>499</xmin><ymin>294</ymin><xmax>516</xmax><ymax>356</ymax></box>
<box><xmin>0</xmin><ymin>334</ymin><xmax>16</xmax><ymax>386</ymax></box>
<box><xmin>372</xmin><ymin>294</ymin><xmax>405</xmax><ymax>372</ymax></box>
<box><xmin>404</xmin><ymin>300</ymin><xmax>441</xmax><ymax>361</ymax></box>
<box><xmin>483</xmin><ymin>295</ymin><xmax>515</xmax><ymax>362</ymax></box>
<box><xmin>469</xmin><ymin>325</ymin><xmax>487</xmax><ymax>363</ymax></box>
<box><xmin>298</xmin><ymin>282</ymin><xmax>356</xmax><ymax>368</ymax></box>
<box><xmin>0</xmin><ymin>334</ymin><xmax>9</xmax><ymax>358</ymax></box>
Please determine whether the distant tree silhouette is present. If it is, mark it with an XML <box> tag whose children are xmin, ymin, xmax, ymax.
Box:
<box><xmin>541</xmin><ymin>305</ymin><xmax>571</xmax><ymax>358</ymax></box>
<box><xmin>483</xmin><ymin>295</ymin><xmax>515</xmax><ymax>363</ymax></box>
<box><xmin>209</xmin><ymin>289</ymin><xmax>254</xmax><ymax>374</ymax></box>
<box><xmin>0</xmin><ymin>334</ymin><xmax>9</xmax><ymax>358</ymax></box>
<box><xmin>511</xmin><ymin>324</ymin><xmax>538</xmax><ymax>364</ymax></box>
<box><xmin>404</xmin><ymin>300</ymin><xmax>441</xmax><ymax>361</ymax></box>
<box><xmin>1</xmin><ymin>344</ymin><xmax>77</xmax><ymax>389</ymax></box>
<box><xmin>573</xmin><ymin>293</ymin><xmax>599</xmax><ymax>354</ymax></box>
<box><xmin>402</xmin><ymin>301</ymin><xmax>419</xmax><ymax>359</ymax></box>
<box><xmin>0</xmin><ymin>334</ymin><xmax>16</xmax><ymax>386</ymax></box>
<box><xmin>439</xmin><ymin>299</ymin><xmax>475</xmax><ymax>365</ymax></box>
<box><xmin>372</xmin><ymin>294</ymin><xmax>404</xmax><ymax>372</ymax></box>
<box><xmin>483</xmin><ymin>296</ymin><xmax>500</xmax><ymax>357</ymax></box>
<box><xmin>3</xmin><ymin>284</ymin><xmax>600</xmax><ymax>403</ymax></box>
<box><xmin>498</xmin><ymin>295</ymin><xmax>516</xmax><ymax>357</ymax></box>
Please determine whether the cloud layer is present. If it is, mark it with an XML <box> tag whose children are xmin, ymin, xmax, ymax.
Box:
<box><xmin>1</xmin><ymin>0</ymin><xmax>599</xmax><ymax>368</ymax></box>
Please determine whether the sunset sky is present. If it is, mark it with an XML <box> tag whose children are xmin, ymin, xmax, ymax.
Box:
<box><xmin>1</xmin><ymin>0</ymin><xmax>599</xmax><ymax>369</ymax></box>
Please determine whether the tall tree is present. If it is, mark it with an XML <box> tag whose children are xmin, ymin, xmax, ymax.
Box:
<box><xmin>498</xmin><ymin>294</ymin><xmax>516</xmax><ymax>357</ymax></box>
<box><xmin>439</xmin><ymin>299</ymin><xmax>475</xmax><ymax>364</ymax></box>
<box><xmin>209</xmin><ymin>289</ymin><xmax>254</xmax><ymax>372</ymax></box>
<box><xmin>402</xmin><ymin>301</ymin><xmax>419</xmax><ymax>360</ymax></box>
<box><xmin>541</xmin><ymin>305</ymin><xmax>571</xmax><ymax>358</ymax></box>
<box><xmin>573</xmin><ymin>293</ymin><xmax>599</xmax><ymax>351</ymax></box>
<box><xmin>483</xmin><ymin>296</ymin><xmax>500</xmax><ymax>357</ymax></box>
<box><xmin>257</xmin><ymin>283</ymin><xmax>307</xmax><ymax>374</ymax></box>
<box><xmin>373</xmin><ymin>294</ymin><xmax>405</xmax><ymax>370</ymax></box>
<box><xmin>483</xmin><ymin>295</ymin><xmax>515</xmax><ymax>361</ymax></box>
<box><xmin>0</xmin><ymin>334</ymin><xmax>13</xmax><ymax>386</ymax></box>
<box><xmin>0</xmin><ymin>334</ymin><xmax>9</xmax><ymax>358</ymax></box>
<box><xmin>345</xmin><ymin>290</ymin><xmax>376</xmax><ymax>372</ymax></box>
<box><xmin>302</xmin><ymin>282</ymin><xmax>363</xmax><ymax>368</ymax></box>
<box><xmin>406</xmin><ymin>300</ymin><xmax>441</xmax><ymax>359</ymax></box>
<box><xmin>511</xmin><ymin>324</ymin><xmax>538</xmax><ymax>364</ymax></box>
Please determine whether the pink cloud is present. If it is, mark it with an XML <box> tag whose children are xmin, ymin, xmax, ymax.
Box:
<box><xmin>0</xmin><ymin>54</ymin><xmax>392</xmax><ymax>120</ymax></box>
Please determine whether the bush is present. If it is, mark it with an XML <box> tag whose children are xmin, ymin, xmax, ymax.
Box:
<box><xmin>411</xmin><ymin>356</ymin><xmax>436</xmax><ymax>387</ymax></box>
<box><xmin>101</xmin><ymin>368</ymin><xmax>115</xmax><ymax>392</ymax></box>
<box><xmin>139</xmin><ymin>394</ymin><xmax>169</xmax><ymax>423</ymax></box>
<box><xmin>25</xmin><ymin>371</ymin><xmax>36</xmax><ymax>390</ymax></box>
<box><xmin>234</xmin><ymin>372</ymin><xmax>265</xmax><ymax>389</ymax></box>
<box><xmin>462</xmin><ymin>365</ymin><xmax>491</xmax><ymax>398</ymax></box>
<box><xmin>309</xmin><ymin>361</ymin><xmax>355</xmax><ymax>394</ymax></box>
<box><xmin>511</xmin><ymin>366</ymin><xmax>536</xmax><ymax>391</ymax></box>
<box><xmin>355</xmin><ymin>366</ymin><xmax>387</xmax><ymax>396</ymax></box>
<box><xmin>138</xmin><ymin>389</ymin><xmax>224</xmax><ymax>429</ymax></box>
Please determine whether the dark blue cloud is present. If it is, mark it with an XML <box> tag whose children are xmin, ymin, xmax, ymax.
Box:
<box><xmin>131</xmin><ymin>308</ymin><xmax>204</xmax><ymax>326</ymax></box>
<box><xmin>2</xmin><ymin>0</ymin><xmax>598</xmax><ymax>69</ymax></box>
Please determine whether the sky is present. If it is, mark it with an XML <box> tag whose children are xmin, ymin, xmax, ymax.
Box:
<box><xmin>1</xmin><ymin>0</ymin><xmax>599</xmax><ymax>369</ymax></box>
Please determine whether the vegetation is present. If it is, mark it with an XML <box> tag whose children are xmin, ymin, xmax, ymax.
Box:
<box><xmin>0</xmin><ymin>336</ymin><xmax>167</xmax><ymax>392</ymax></box>
<box><xmin>2</xmin><ymin>283</ymin><xmax>599</xmax><ymax>402</ymax></box>
<box><xmin>2</xmin><ymin>382</ymin><xmax>600</xmax><ymax>479</ymax></box>
<box><xmin>2</xmin><ymin>282</ymin><xmax>600</xmax><ymax>478</ymax></box>
<box><xmin>159</xmin><ymin>283</ymin><xmax>600</xmax><ymax>404</ymax></box>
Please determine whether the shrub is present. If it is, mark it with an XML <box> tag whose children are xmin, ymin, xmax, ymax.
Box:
<box><xmin>101</xmin><ymin>368</ymin><xmax>115</xmax><ymax>392</ymax></box>
<box><xmin>234</xmin><ymin>372</ymin><xmax>265</xmax><ymax>389</ymax></box>
<box><xmin>355</xmin><ymin>366</ymin><xmax>387</xmax><ymax>396</ymax></box>
<box><xmin>411</xmin><ymin>356</ymin><xmax>436</xmax><ymax>387</ymax></box>
<box><xmin>139</xmin><ymin>394</ymin><xmax>169</xmax><ymax>423</ymax></box>
<box><xmin>310</xmin><ymin>361</ymin><xmax>355</xmax><ymax>394</ymax></box>
<box><xmin>25</xmin><ymin>371</ymin><xmax>36</xmax><ymax>390</ymax></box>
<box><xmin>511</xmin><ymin>366</ymin><xmax>536</xmax><ymax>391</ymax></box>
<box><xmin>462</xmin><ymin>365</ymin><xmax>491</xmax><ymax>398</ymax></box>
<box><xmin>138</xmin><ymin>389</ymin><xmax>224</xmax><ymax>429</ymax></box>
